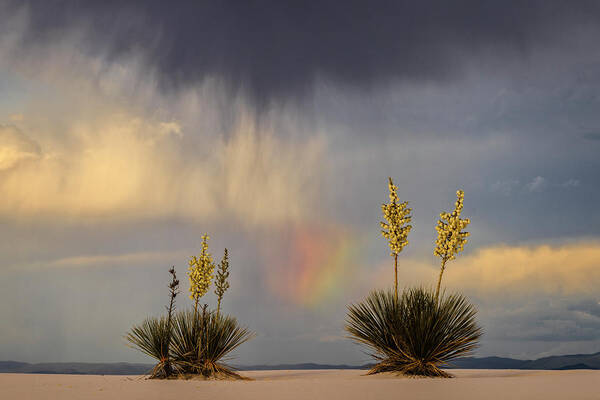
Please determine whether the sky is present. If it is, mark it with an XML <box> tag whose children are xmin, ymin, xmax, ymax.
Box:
<box><xmin>1</xmin><ymin>0</ymin><xmax>600</xmax><ymax>365</ymax></box>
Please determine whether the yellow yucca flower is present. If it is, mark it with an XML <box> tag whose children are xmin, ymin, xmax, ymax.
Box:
<box><xmin>434</xmin><ymin>190</ymin><xmax>470</xmax><ymax>301</ymax></box>
<box><xmin>380</xmin><ymin>177</ymin><xmax>412</xmax><ymax>302</ymax></box>
<box><xmin>188</xmin><ymin>234</ymin><xmax>215</xmax><ymax>312</ymax></box>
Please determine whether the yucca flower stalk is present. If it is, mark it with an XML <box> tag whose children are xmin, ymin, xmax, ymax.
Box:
<box><xmin>434</xmin><ymin>190</ymin><xmax>470</xmax><ymax>301</ymax></box>
<box><xmin>215</xmin><ymin>248</ymin><xmax>230</xmax><ymax>315</ymax></box>
<box><xmin>380</xmin><ymin>177</ymin><xmax>412</xmax><ymax>303</ymax></box>
<box><xmin>165</xmin><ymin>267</ymin><xmax>179</xmax><ymax>356</ymax></box>
<box><xmin>188</xmin><ymin>234</ymin><xmax>215</xmax><ymax>314</ymax></box>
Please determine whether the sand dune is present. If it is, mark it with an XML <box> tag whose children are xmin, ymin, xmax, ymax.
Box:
<box><xmin>2</xmin><ymin>369</ymin><xmax>599</xmax><ymax>400</ymax></box>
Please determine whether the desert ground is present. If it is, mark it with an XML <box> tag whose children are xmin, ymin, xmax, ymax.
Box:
<box><xmin>2</xmin><ymin>369</ymin><xmax>599</xmax><ymax>400</ymax></box>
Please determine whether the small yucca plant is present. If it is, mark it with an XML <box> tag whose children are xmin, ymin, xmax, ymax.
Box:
<box><xmin>170</xmin><ymin>308</ymin><xmax>254</xmax><ymax>379</ymax></box>
<box><xmin>127</xmin><ymin>237</ymin><xmax>252</xmax><ymax>379</ymax></box>
<box><xmin>346</xmin><ymin>287</ymin><xmax>482</xmax><ymax>377</ymax></box>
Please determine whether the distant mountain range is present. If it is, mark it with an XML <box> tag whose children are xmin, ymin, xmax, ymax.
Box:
<box><xmin>0</xmin><ymin>361</ymin><xmax>151</xmax><ymax>375</ymax></box>
<box><xmin>1</xmin><ymin>352</ymin><xmax>599</xmax><ymax>375</ymax></box>
<box><xmin>445</xmin><ymin>352</ymin><xmax>600</xmax><ymax>370</ymax></box>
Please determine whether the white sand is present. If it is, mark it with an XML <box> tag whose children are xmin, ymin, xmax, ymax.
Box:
<box><xmin>2</xmin><ymin>369</ymin><xmax>599</xmax><ymax>400</ymax></box>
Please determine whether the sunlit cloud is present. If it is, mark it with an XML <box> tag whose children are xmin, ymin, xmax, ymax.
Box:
<box><xmin>445</xmin><ymin>241</ymin><xmax>600</xmax><ymax>296</ymax></box>
<box><xmin>370</xmin><ymin>241</ymin><xmax>600</xmax><ymax>297</ymax></box>
<box><xmin>0</xmin><ymin>124</ymin><xmax>40</xmax><ymax>170</ymax></box>
<box><xmin>0</xmin><ymin>113</ymin><xmax>324</xmax><ymax>226</ymax></box>
<box><xmin>20</xmin><ymin>250</ymin><xmax>189</xmax><ymax>270</ymax></box>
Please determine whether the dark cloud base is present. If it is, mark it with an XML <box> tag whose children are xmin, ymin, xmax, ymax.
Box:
<box><xmin>7</xmin><ymin>0</ymin><xmax>600</xmax><ymax>105</ymax></box>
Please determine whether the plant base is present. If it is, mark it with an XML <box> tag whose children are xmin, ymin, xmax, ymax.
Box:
<box><xmin>367</xmin><ymin>360</ymin><xmax>452</xmax><ymax>378</ymax></box>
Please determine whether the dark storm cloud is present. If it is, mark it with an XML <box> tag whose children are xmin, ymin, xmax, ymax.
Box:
<box><xmin>7</xmin><ymin>0</ymin><xmax>600</xmax><ymax>104</ymax></box>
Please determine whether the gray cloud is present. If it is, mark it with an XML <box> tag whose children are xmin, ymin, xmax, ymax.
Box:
<box><xmin>561</xmin><ymin>179</ymin><xmax>581</xmax><ymax>188</ymax></box>
<box><xmin>583</xmin><ymin>132</ymin><xmax>600</xmax><ymax>141</ymax></box>
<box><xmin>482</xmin><ymin>298</ymin><xmax>600</xmax><ymax>343</ymax></box>
<box><xmin>490</xmin><ymin>176</ymin><xmax>581</xmax><ymax>196</ymax></box>
<box><xmin>491</xmin><ymin>178</ymin><xmax>581</xmax><ymax>196</ymax></box>
<box><xmin>526</xmin><ymin>176</ymin><xmax>547</xmax><ymax>192</ymax></box>
<box><xmin>569</xmin><ymin>300</ymin><xmax>600</xmax><ymax>319</ymax></box>
<box><xmin>490</xmin><ymin>179</ymin><xmax>520</xmax><ymax>196</ymax></box>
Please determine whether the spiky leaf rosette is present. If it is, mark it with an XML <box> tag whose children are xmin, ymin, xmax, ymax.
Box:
<box><xmin>170</xmin><ymin>309</ymin><xmax>255</xmax><ymax>379</ymax></box>
<box><xmin>126</xmin><ymin>316</ymin><xmax>174</xmax><ymax>379</ymax></box>
<box><xmin>169</xmin><ymin>308</ymin><xmax>200</xmax><ymax>374</ymax></box>
<box><xmin>346</xmin><ymin>288</ymin><xmax>482</xmax><ymax>377</ymax></box>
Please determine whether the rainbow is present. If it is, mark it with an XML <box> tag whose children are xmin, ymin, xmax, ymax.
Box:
<box><xmin>263</xmin><ymin>224</ymin><xmax>366</xmax><ymax>308</ymax></box>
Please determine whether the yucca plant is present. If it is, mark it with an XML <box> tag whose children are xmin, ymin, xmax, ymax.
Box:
<box><xmin>126</xmin><ymin>315</ymin><xmax>174</xmax><ymax>378</ymax></box>
<box><xmin>127</xmin><ymin>237</ymin><xmax>252</xmax><ymax>379</ymax></box>
<box><xmin>170</xmin><ymin>308</ymin><xmax>254</xmax><ymax>379</ymax></box>
<box><xmin>346</xmin><ymin>287</ymin><xmax>482</xmax><ymax>377</ymax></box>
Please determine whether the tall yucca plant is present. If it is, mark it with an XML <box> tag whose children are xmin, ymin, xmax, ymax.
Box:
<box><xmin>346</xmin><ymin>288</ymin><xmax>482</xmax><ymax>377</ymax></box>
